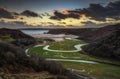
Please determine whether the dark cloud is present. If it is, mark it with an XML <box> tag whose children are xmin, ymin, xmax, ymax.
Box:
<box><xmin>50</xmin><ymin>0</ymin><xmax>120</xmax><ymax>21</ymax></box>
<box><xmin>21</xmin><ymin>10</ymin><xmax>39</xmax><ymax>17</ymax></box>
<box><xmin>13</xmin><ymin>21</ymin><xmax>26</xmax><ymax>25</ymax></box>
<box><xmin>41</xmin><ymin>13</ymin><xmax>46</xmax><ymax>16</ymax></box>
<box><xmin>39</xmin><ymin>15</ymin><xmax>43</xmax><ymax>19</ymax></box>
<box><xmin>78</xmin><ymin>3</ymin><xmax>107</xmax><ymax>20</ymax></box>
<box><xmin>105</xmin><ymin>1</ymin><xmax>120</xmax><ymax>19</ymax></box>
<box><xmin>50</xmin><ymin>10</ymin><xmax>80</xmax><ymax>20</ymax></box>
<box><xmin>58</xmin><ymin>22</ymin><xmax>66</xmax><ymax>24</ymax></box>
<box><xmin>0</xmin><ymin>21</ymin><xmax>26</xmax><ymax>28</ymax></box>
<box><xmin>0</xmin><ymin>8</ymin><xmax>14</xmax><ymax>19</ymax></box>
<box><xmin>12</xmin><ymin>12</ymin><xmax>19</xmax><ymax>15</ymax></box>
<box><xmin>47</xmin><ymin>22</ymin><xmax>54</xmax><ymax>25</ymax></box>
<box><xmin>81</xmin><ymin>21</ymin><xmax>95</xmax><ymax>25</ymax></box>
<box><xmin>45</xmin><ymin>12</ymin><xmax>50</xmax><ymax>16</ymax></box>
<box><xmin>50</xmin><ymin>11</ymin><xmax>67</xmax><ymax>20</ymax></box>
<box><xmin>0</xmin><ymin>8</ymin><xmax>40</xmax><ymax>18</ymax></box>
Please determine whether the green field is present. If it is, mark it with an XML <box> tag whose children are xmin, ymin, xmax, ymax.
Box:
<box><xmin>28</xmin><ymin>39</ymin><xmax>120</xmax><ymax>79</ymax></box>
<box><xmin>48</xmin><ymin>39</ymin><xmax>85</xmax><ymax>50</ymax></box>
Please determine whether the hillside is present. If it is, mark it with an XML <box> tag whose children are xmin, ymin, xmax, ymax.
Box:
<box><xmin>0</xmin><ymin>42</ymin><xmax>69</xmax><ymax>79</ymax></box>
<box><xmin>0</xmin><ymin>42</ymin><xmax>95</xmax><ymax>79</ymax></box>
<box><xmin>48</xmin><ymin>24</ymin><xmax>120</xmax><ymax>42</ymax></box>
<box><xmin>78</xmin><ymin>24</ymin><xmax>120</xmax><ymax>42</ymax></box>
<box><xmin>48</xmin><ymin>28</ymin><xmax>97</xmax><ymax>42</ymax></box>
<box><xmin>0</xmin><ymin>36</ymin><xmax>91</xmax><ymax>79</ymax></box>
<box><xmin>49</xmin><ymin>24</ymin><xmax>120</xmax><ymax>61</ymax></box>
<box><xmin>82</xmin><ymin>28</ymin><xmax>120</xmax><ymax>60</ymax></box>
<box><xmin>0</xmin><ymin>28</ymin><xmax>36</xmax><ymax>48</ymax></box>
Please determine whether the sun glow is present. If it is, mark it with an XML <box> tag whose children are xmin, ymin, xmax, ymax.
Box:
<box><xmin>1</xmin><ymin>13</ymin><xmax>120</xmax><ymax>28</ymax></box>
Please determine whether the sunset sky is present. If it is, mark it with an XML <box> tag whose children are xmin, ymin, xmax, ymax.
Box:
<box><xmin>0</xmin><ymin>0</ymin><xmax>120</xmax><ymax>28</ymax></box>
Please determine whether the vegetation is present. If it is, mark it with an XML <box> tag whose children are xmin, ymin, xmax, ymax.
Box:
<box><xmin>59</xmin><ymin>61</ymin><xmax>120</xmax><ymax>79</ymax></box>
<box><xmin>0</xmin><ymin>36</ymin><xmax>14</xmax><ymax>43</ymax></box>
<box><xmin>83</xmin><ymin>28</ymin><xmax>120</xmax><ymax>60</ymax></box>
<box><xmin>0</xmin><ymin>72</ymin><xmax>48</xmax><ymax>79</ymax></box>
<box><xmin>28</xmin><ymin>39</ymin><xmax>120</xmax><ymax>64</ymax></box>
<box><xmin>48</xmin><ymin>39</ymin><xmax>85</xmax><ymax>50</ymax></box>
<box><xmin>0</xmin><ymin>28</ymin><xmax>36</xmax><ymax>48</ymax></box>
<box><xmin>1</xmin><ymin>28</ymin><xmax>120</xmax><ymax>79</ymax></box>
<box><xmin>28</xmin><ymin>40</ymin><xmax>88</xmax><ymax>59</ymax></box>
<box><xmin>0</xmin><ymin>42</ymin><xmax>72</xmax><ymax>79</ymax></box>
<box><xmin>0</xmin><ymin>72</ymin><xmax>69</xmax><ymax>79</ymax></box>
<box><xmin>28</xmin><ymin>39</ymin><xmax>120</xmax><ymax>79</ymax></box>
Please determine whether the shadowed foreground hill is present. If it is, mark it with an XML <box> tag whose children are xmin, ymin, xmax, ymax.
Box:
<box><xmin>82</xmin><ymin>28</ymin><xmax>120</xmax><ymax>60</ymax></box>
<box><xmin>0</xmin><ymin>42</ymin><xmax>65</xmax><ymax>73</ymax></box>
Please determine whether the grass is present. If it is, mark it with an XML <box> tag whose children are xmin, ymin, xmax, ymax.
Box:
<box><xmin>59</xmin><ymin>61</ymin><xmax>120</xmax><ymax>79</ymax></box>
<box><xmin>28</xmin><ymin>39</ymin><xmax>120</xmax><ymax>79</ymax></box>
<box><xmin>28</xmin><ymin>45</ymin><xmax>120</xmax><ymax>65</ymax></box>
<box><xmin>48</xmin><ymin>39</ymin><xmax>85</xmax><ymax>50</ymax></box>
<box><xmin>28</xmin><ymin>40</ymin><xmax>93</xmax><ymax>60</ymax></box>
<box><xmin>28</xmin><ymin>39</ymin><xmax>88</xmax><ymax>59</ymax></box>
<box><xmin>0</xmin><ymin>72</ymin><xmax>57</xmax><ymax>79</ymax></box>
<box><xmin>0</xmin><ymin>36</ymin><xmax>14</xmax><ymax>43</ymax></box>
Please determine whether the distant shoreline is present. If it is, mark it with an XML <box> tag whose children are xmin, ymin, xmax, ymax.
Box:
<box><xmin>18</xmin><ymin>27</ymin><xmax>98</xmax><ymax>30</ymax></box>
<box><xmin>0</xmin><ymin>27</ymin><xmax>98</xmax><ymax>30</ymax></box>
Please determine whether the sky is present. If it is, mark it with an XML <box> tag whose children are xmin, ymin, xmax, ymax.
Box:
<box><xmin>0</xmin><ymin>0</ymin><xmax>116</xmax><ymax>13</ymax></box>
<box><xmin>0</xmin><ymin>0</ymin><xmax>120</xmax><ymax>28</ymax></box>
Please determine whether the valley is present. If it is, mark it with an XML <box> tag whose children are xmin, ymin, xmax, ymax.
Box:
<box><xmin>0</xmin><ymin>0</ymin><xmax>120</xmax><ymax>79</ymax></box>
<box><xmin>28</xmin><ymin>38</ymin><xmax>120</xmax><ymax>79</ymax></box>
<box><xmin>0</xmin><ymin>24</ymin><xmax>120</xmax><ymax>79</ymax></box>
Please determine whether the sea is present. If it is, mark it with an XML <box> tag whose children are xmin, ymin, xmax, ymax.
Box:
<box><xmin>21</xmin><ymin>29</ymin><xmax>49</xmax><ymax>35</ymax></box>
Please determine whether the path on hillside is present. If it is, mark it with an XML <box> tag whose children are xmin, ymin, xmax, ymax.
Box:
<box><xmin>47</xmin><ymin>58</ymin><xmax>98</xmax><ymax>64</ymax></box>
<box><xmin>25</xmin><ymin>41</ymin><xmax>97</xmax><ymax>79</ymax></box>
<box><xmin>43</xmin><ymin>44</ymin><xmax>86</xmax><ymax>52</ymax></box>
<box><xmin>25</xmin><ymin>43</ymin><xmax>98</xmax><ymax>64</ymax></box>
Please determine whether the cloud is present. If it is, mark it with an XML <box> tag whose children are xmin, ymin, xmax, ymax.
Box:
<box><xmin>0</xmin><ymin>21</ymin><xmax>29</xmax><ymax>28</ymax></box>
<box><xmin>12</xmin><ymin>12</ymin><xmax>19</xmax><ymax>15</ymax></box>
<box><xmin>0</xmin><ymin>8</ymin><xmax>14</xmax><ymax>19</ymax></box>
<box><xmin>21</xmin><ymin>10</ymin><xmax>39</xmax><ymax>17</ymax></box>
<box><xmin>50</xmin><ymin>10</ymin><xmax>80</xmax><ymax>20</ymax></box>
<box><xmin>50</xmin><ymin>0</ymin><xmax>120</xmax><ymax>21</ymax></box>
<box><xmin>0</xmin><ymin>0</ymin><xmax>119</xmax><ymax>28</ymax></box>
<box><xmin>12</xmin><ymin>21</ymin><xmax>26</xmax><ymax>25</ymax></box>
<box><xmin>45</xmin><ymin>12</ymin><xmax>50</xmax><ymax>16</ymax></box>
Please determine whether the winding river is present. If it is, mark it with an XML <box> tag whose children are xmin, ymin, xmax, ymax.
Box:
<box><xmin>25</xmin><ymin>43</ymin><xmax>99</xmax><ymax>64</ymax></box>
<box><xmin>43</xmin><ymin>44</ymin><xmax>86</xmax><ymax>52</ymax></box>
<box><xmin>47</xmin><ymin>58</ymin><xmax>98</xmax><ymax>64</ymax></box>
